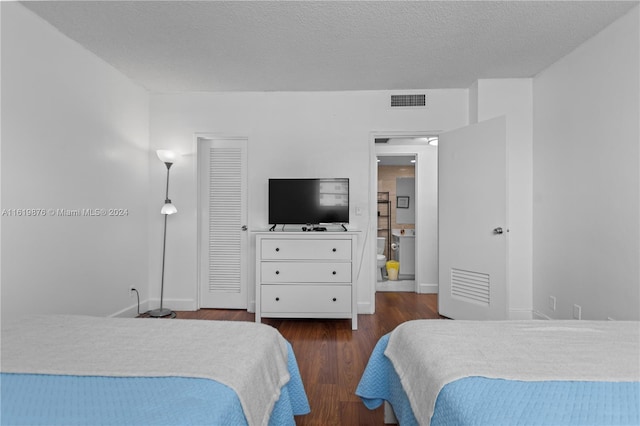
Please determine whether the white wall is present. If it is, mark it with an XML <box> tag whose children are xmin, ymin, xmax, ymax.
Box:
<box><xmin>473</xmin><ymin>79</ymin><xmax>534</xmax><ymax>319</ymax></box>
<box><xmin>533</xmin><ymin>6</ymin><xmax>640</xmax><ymax>320</ymax></box>
<box><xmin>395</xmin><ymin>177</ymin><xmax>416</xmax><ymax>224</ymax></box>
<box><xmin>1</xmin><ymin>3</ymin><xmax>150</xmax><ymax>321</ymax></box>
<box><xmin>149</xmin><ymin>90</ymin><xmax>468</xmax><ymax>312</ymax></box>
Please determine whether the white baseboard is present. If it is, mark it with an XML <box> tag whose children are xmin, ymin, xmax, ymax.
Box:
<box><xmin>418</xmin><ymin>283</ymin><xmax>438</xmax><ymax>294</ymax></box>
<box><xmin>532</xmin><ymin>310</ymin><xmax>552</xmax><ymax>320</ymax></box>
<box><xmin>110</xmin><ymin>301</ymin><xmax>149</xmax><ymax>318</ymax></box>
<box><xmin>509</xmin><ymin>309</ymin><xmax>534</xmax><ymax>320</ymax></box>
<box><xmin>358</xmin><ymin>301</ymin><xmax>373</xmax><ymax>314</ymax></box>
<box><xmin>147</xmin><ymin>298</ymin><xmax>198</xmax><ymax>312</ymax></box>
<box><xmin>110</xmin><ymin>298</ymin><xmax>196</xmax><ymax>318</ymax></box>
<box><xmin>376</xmin><ymin>280</ymin><xmax>414</xmax><ymax>292</ymax></box>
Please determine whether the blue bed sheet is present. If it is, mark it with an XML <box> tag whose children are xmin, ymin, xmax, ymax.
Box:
<box><xmin>357</xmin><ymin>334</ymin><xmax>640</xmax><ymax>426</ymax></box>
<box><xmin>356</xmin><ymin>334</ymin><xmax>420</xmax><ymax>425</ymax></box>
<box><xmin>1</xmin><ymin>342</ymin><xmax>309</xmax><ymax>426</ymax></box>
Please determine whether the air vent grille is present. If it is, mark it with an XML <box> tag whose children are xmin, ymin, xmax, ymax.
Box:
<box><xmin>451</xmin><ymin>268</ymin><xmax>490</xmax><ymax>306</ymax></box>
<box><xmin>390</xmin><ymin>94</ymin><xmax>426</xmax><ymax>108</ymax></box>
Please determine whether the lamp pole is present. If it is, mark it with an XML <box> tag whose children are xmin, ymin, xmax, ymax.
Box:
<box><xmin>150</xmin><ymin>151</ymin><xmax>177</xmax><ymax>318</ymax></box>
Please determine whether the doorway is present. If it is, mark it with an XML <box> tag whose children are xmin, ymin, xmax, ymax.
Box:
<box><xmin>376</xmin><ymin>154</ymin><xmax>416</xmax><ymax>292</ymax></box>
<box><xmin>370</xmin><ymin>135</ymin><xmax>439</xmax><ymax>304</ymax></box>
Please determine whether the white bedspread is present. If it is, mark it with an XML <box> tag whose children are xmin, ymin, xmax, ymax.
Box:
<box><xmin>385</xmin><ymin>320</ymin><xmax>640</xmax><ymax>425</ymax></box>
<box><xmin>1</xmin><ymin>315</ymin><xmax>291</xmax><ymax>426</ymax></box>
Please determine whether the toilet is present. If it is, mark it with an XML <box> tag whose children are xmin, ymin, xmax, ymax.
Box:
<box><xmin>376</xmin><ymin>237</ymin><xmax>387</xmax><ymax>281</ymax></box>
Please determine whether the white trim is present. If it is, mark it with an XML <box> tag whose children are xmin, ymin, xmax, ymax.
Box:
<box><xmin>358</xmin><ymin>301</ymin><xmax>372</xmax><ymax>314</ymax></box>
<box><xmin>509</xmin><ymin>309</ymin><xmax>534</xmax><ymax>320</ymax></box>
<box><xmin>418</xmin><ymin>283</ymin><xmax>438</xmax><ymax>294</ymax></box>
<box><xmin>369</xmin><ymin>131</ymin><xmax>441</xmax><ymax>313</ymax></box>
<box><xmin>150</xmin><ymin>297</ymin><xmax>197</xmax><ymax>312</ymax></box>
<box><xmin>377</xmin><ymin>280</ymin><xmax>415</xmax><ymax>292</ymax></box>
<box><xmin>532</xmin><ymin>310</ymin><xmax>553</xmax><ymax>320</ymax></box>
<box><xmin>195</xmin><ymin>133</ymin><xmax>250</xmax><ymax>310</ymax></box>
<box><xmin>110</xmin><ymin>301</ymin><xmax>149</xmax><ymax>318</ymax></box>
<box><xmin>110</xmin><ymin>298</ymin><xmax>196</xmax><ymax>318</ymax></box>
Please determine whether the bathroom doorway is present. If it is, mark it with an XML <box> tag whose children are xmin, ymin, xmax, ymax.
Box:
<box><xmin>376</xmin><ymin>154</ymin><xmax>416</xmax><ymax>292</ymax></box>
<box><xmin>371</xmin><ymin>135</ymin><xmax>439</xmax><ymax>301</ymax></box>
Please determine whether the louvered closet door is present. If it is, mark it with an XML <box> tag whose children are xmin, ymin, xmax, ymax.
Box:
<box><xmin>199</xmin><ymin>138</ymin><xmax>248</xmax><ymax>308</ymax></box>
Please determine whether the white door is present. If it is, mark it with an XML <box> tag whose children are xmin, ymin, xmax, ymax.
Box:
<box><xmin>198</xmin><ymin>138</ymin><xmax>248</xmax><ymax>308</ymax></box>
<box><xmin>438</xmin><ymin>116</ymin><xmax>508</xmax><ymax>319</ymax></box>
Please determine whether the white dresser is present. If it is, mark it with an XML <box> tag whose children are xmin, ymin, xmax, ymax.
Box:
<box><xmin>255</xmin><ymin>232</ymin><xmax>358</xmax><ymax>330</ymax></box>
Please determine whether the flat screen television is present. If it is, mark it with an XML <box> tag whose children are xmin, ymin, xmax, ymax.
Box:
<box><xmin>269</xmin><ymin>178</ymin><xmax>349</xmax><ymax>226</ymax></box>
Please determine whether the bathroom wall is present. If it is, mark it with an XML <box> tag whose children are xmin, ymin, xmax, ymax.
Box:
<box><xmin>377</xmin><ymin>165</ymin><xmax>416</xmax><ymax>243</ymax></box>
<box><xmin>395</xmin><ymin>177</ymin><xmax>415</xmax><ymax>224</ymax></box>
<box><xmin>377</xmin><ymin>165</ymin><xmax>415</xmax><ymax>259</ymax></box>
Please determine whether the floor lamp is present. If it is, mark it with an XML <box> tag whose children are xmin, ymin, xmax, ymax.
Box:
<box><xmin>149</xmin><ymin>150</ymin><xmax>178</xmax><ymax>318</ymax></box>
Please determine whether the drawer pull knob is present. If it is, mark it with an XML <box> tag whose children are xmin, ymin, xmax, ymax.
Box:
<box><xmin>275</xmin><ymin>270</ymin><xmax>280</xmax><ymax>275</ymax></box>
<box><xmin>332</xmin><ymin>248</ymin><xmax>337</xmax><ymax>252</ymax></box>
<box><xmin>332</xmin><ymin>298</ymin><xmax>337</xmax><ymax>302</ymax></box>
<box><xmin>275</xmin><ymin>248</ymin><xmax>280</xmax><ymax>252</ymax></box>
<box><xmin>275</xmin><ymin>297</ymin><xmax>280</xmax><ymax>301</ymax></box>
<box><xmin>332</xmin><ymin>271</ymin><xmax>337</xmax><ymax>275</ymax></box>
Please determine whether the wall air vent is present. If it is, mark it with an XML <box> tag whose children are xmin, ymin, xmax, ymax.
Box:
<box><xmin>390</xmin><ymin>94</ymin><xmax>426</xmax><ymax>108</ymax></box>
<box><xmin>450</xmin><ymin>268</ymin><xmax>490</xmax><ymax>306</ymax></box>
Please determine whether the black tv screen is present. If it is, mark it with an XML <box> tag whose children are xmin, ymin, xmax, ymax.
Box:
<box><xmin>269</xmin><ymin>178</ymin><xmax>349</xmax><ymax>225</ymax></box>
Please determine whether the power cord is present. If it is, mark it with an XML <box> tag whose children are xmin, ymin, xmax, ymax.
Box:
<box><xmin>131</xmin><ymin>288</ymin><xmax>142</xmax><ymax>316</ymax></box>
<box><xmin>131</xmin><ymin>288</ymin><xmax>177</xmax><ymax>318</ymax></box>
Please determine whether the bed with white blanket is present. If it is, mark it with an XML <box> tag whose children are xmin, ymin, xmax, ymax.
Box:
<box><xmin>356</xmin><ymin>320</ymin><xmax>640</xmax><ymax>425</ymax></box>
<box><xmin>1</xmin><ymin>315</ymin><xmax>310</xmax><ymax>425</ymax></box>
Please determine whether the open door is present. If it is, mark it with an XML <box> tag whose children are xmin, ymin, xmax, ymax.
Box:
<box><xmin>438</xmin><ymin>116</ymin><xmax>508</xmax><ymax>319</ymax></box>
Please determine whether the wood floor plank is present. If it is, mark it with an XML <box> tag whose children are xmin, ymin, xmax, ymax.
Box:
<box><xmin>152</xmin><ymin>292</ymin><xmax>444</xmax><ymax>425</ymax></box>
<box><xmin>337</xmin><ymin>328</ymin><xmax>366</xmax><ymax>403</ymax></box>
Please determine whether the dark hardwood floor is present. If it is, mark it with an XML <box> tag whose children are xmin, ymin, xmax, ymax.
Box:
<box><xmin>166</xmin><ymin>292</ymin><xmax>444</xmax><ymax>425</ymax></box>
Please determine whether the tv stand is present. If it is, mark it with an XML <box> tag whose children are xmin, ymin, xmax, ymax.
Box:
<box><xmin>255</xmin><ymin>232</ymin><xmax>358</xmax><ymax>330</ymax></box>
<box><xmin>312</xmin><ymin>226</ymin><xmax>326</xmax><ymax>232</ymax></box>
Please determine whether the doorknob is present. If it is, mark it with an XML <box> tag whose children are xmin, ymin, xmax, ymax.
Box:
<box><xmin>493</xmin><ymin>227</ymin><xmax>504</xmax><ymax>235</ymax></box>
<box><xmin>241</xmin><ymin>225</ymin><xmax>248</xmax><ymax>231</ymax></box>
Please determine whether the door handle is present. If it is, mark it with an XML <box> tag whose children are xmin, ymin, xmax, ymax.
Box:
<box><xmin>241</xmin><ymin>225</ymin><xmax>248</xmax><ymax>231</ymax></box>
<box><xmin>493</xmin><ymin>227</ymin><xmax>504</xmax><ymax>235</ymax></box>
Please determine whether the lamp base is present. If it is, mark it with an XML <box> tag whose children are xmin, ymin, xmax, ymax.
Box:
<box><xmin>148</xmin><ymin>307</ymin><xmax>173</xmax><ymax>318</ymax></box>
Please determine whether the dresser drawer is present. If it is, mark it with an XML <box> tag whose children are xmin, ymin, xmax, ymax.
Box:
<box><xmin>260</xmin><ymin>262</ymin><xmax>351</xmax><ymax>283</ymax></box>
<box><xmin>261</xmin><ymin>239</ymin><xmax>351</xmax><ymax>260</ymax></box>
<box><xmin>261</xmin><ymin>285</ymin><xmax>351</xmax><ymax>313</ymax></box>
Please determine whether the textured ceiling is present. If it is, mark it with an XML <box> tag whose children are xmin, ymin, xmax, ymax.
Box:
<box><xmin>21</xmin><ymin>1</ymin><xmax>638</xmax><ymax>92</ymax></box>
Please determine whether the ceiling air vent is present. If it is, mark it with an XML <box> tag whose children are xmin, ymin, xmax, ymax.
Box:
<box><xmin>390</xmin><ymin>94</ymin><xmax>426</xmax><ymax>108</ymax></box>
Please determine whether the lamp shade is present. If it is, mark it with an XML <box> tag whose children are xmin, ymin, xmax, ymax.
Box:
<box><xmin>157</xmin><ymin>150</ymin><xmax>178</xmax><ymax>164</ymax></box>
<box><xmin>161</xmin><ymin>202</ymin><xmax>177</xmax><ymax>215</ymax></box>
